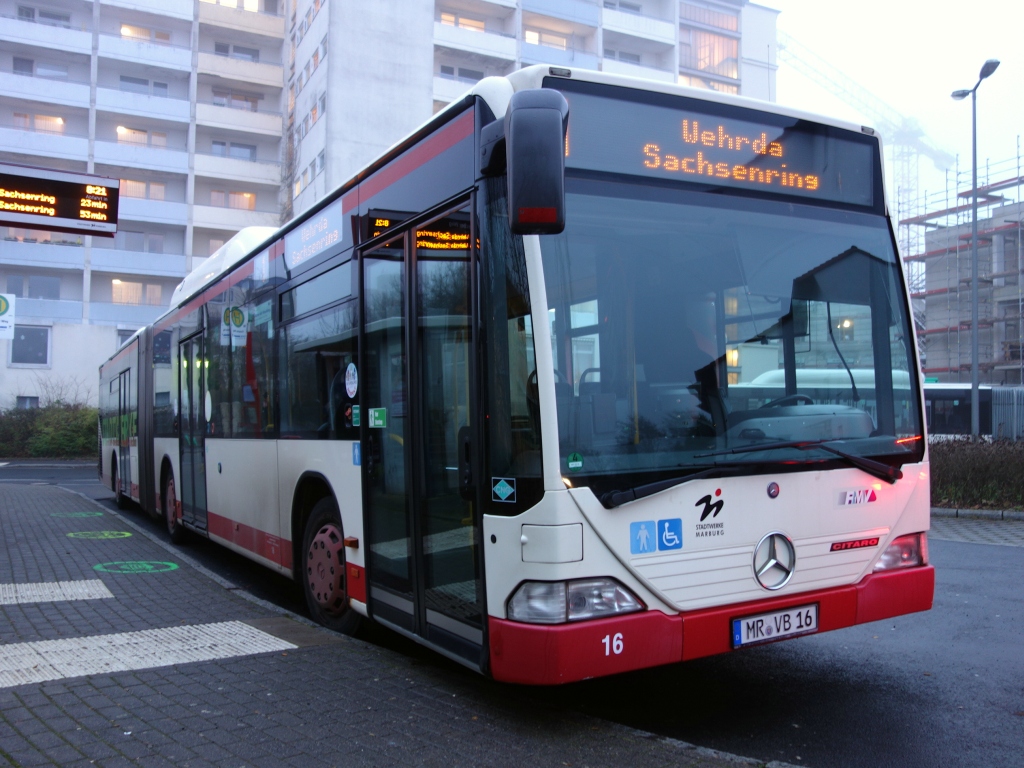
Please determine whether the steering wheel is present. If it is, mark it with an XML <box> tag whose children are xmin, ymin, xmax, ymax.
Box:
<box><xmin>761</xmin><ymin>393</ymin><xmax>814</xmax><ymax>408</ymax></box>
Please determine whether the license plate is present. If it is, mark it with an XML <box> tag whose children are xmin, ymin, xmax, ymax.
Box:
<box><xmin>732</xmin><ymin>603</ymin><xmax>818</xmax><ymax>648</ymax></box>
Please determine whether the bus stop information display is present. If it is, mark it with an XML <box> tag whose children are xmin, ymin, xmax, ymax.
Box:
<box><xmin>559</xmin><ymin>89</ymin><xmax>876</xmax><ymax>208</ymax></box>
<box><xmin>0</xmin><ymin>163</ymin><xmax>120</xmax><ymax>236</ymax></box>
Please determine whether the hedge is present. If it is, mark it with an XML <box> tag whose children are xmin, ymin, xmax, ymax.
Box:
<box><xmin>929</xmin><ymin>439</ymin><xmax>1024</xmax><ymax>510</ymax></box>
<box><xmin>0</xmin><ymin>405</ymin><xmax>98</xmax><ymax>459</ymax></box>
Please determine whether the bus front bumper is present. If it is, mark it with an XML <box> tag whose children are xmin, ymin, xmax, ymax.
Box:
<box><xmin>488</xmin><ymin>565</ymin><xmax>934</xmax><ymax>685</ymax></box>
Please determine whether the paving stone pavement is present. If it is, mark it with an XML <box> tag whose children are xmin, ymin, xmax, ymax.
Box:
<box><xmin>929</xmin><ymin>513</ymin><xmax>1024</xmax><ymax>548</ymax></box>
<box><xmin>0</xmin><ymin>483</ymin><xmax>799</xmax><ymax>768</ymax></box>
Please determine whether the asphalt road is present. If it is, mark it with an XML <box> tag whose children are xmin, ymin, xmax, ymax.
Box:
<box><xmin>6</xmin><ymin>460</ymin><xmax>1021</xmax><ymax>768</ymax></box>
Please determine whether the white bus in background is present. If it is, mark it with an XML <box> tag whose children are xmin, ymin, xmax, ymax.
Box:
<box><xmin>101</xmin><ymin>65</ymin><xmax>933</xmax><ymax>685</ymax></box>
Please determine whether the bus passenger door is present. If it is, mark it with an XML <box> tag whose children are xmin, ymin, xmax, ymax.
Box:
<box><xmin>361</xmin><ymin>206</ymin><xmax>484</xmax><ymax>668</ymax></box>
<box><xmin>117</xmin><ymin>369</ymin><xmax>131</xmax><ymax>498</ymax></box>
<box><xmin>178</xmin><ymin>334</ymin><xmax>208</xmax><ymax>531</ymax></box>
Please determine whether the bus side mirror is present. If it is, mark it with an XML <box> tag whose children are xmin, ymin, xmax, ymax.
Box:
<box><xmin>505</xmin><ymin>89</ymin><xmax>569</xmax><ymax>235</ymax></box>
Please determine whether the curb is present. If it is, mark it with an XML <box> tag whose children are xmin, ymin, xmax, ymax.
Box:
<box><xmin>932</xmin><ymin>506</ymin><xmax>1024</xmax><ymax>521</ymax></box>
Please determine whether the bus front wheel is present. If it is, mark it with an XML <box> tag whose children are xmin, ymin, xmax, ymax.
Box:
<box><xmin>301</xmin><ymin>497</ymin><xmax>362</xmax><ymax>635</ymax></box>
<box><xmin>163</xmin><ymin>472</ymin><xmax>186</xmax><ymax>544</ymax></box>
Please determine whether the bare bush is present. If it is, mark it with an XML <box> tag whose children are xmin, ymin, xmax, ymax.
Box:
<box><xmin>930</xmin><ymin>439</ymin><xmax>1024</xmax><ymax>510</ymax></box>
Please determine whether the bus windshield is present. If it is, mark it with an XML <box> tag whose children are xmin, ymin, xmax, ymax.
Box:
<box><xmin>539</xmin><ymin>182</ymin><xmax>923</xmax><ymax>490</ymax></box>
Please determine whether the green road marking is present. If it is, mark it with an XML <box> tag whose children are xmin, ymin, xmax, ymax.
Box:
<box><xmin>67</xmin><ymin>531</ymin><xmax>132</xmax><ymax>540</ymax></box>
<box><xmin>51</xmin><ymin>511</ymin><xmax>104</xmax><ymax>518</ymax></box>
<box><xmin>93</xmin><ymin>561</ymin><xmax>179</xmax><ymax>574</ymax></box>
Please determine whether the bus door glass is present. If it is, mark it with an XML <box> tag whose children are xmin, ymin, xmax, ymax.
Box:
<box><xmin>362</xmin><ymin>206</ymin><xmax>484</xmax><ymax>660</ymax></box>
<box><xmin>117</xmin><ymin>368</ymin><xmax>131</xmax><ymax>497</ymax></box>
<box><xmin>178</xmin><ymin>334</ymin><xmax>208</xmax><ymax>530</ymax></box>
<box><xmin>362</xmin><ymin>235</ymin><xmax>414</xmax><ymax>627</ymax></box>
<box><xmin>413</xmin><ymin>209</ymin><xmax>482</xmax><ymax>651</ymax></box>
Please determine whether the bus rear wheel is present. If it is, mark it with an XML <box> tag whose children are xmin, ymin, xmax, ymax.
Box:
<box><xmin>164</xmin><ymin>472</ymin><xmax>186</xmax><ymax>544</ymax></box>
<box><xmin>301</xmin><ymin>497</ymin><xmax>361</xmax><ymax>635</ymax></box>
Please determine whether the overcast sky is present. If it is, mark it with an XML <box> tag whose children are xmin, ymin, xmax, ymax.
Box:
<box><xmin>766</xmin><ymin>0</ymin><xmax>1024</xmax><ymax>207</ymax></box>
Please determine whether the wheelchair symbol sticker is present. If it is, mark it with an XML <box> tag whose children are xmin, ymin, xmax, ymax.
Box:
<box><xmin>657</xmin><ymin>518</ymin><xmax>682</xmax><ymax>550</ymax></box>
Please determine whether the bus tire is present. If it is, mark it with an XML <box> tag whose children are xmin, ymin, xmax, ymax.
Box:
<box><xmin>301</xmin><ymin>497</ymin><xmax>362</xmax><ymax>636</ymax></box>
<box><xmin>163</xmin><ymin>471</ymin><xmax>187</xmax><ymax>545</ymax></box>
<box><xmin>112</xmin><ymin>458</ymin><xmax>128</xmax><ymax>510</ymax></box>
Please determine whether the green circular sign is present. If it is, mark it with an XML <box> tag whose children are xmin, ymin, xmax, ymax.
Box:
<box><xmin>231</xmin><ymin>307</ymin><xmax>244</xmax><ymax>327</ymax></box>
<box><xmin>51</xmin><ymin>511</ymin><xmax>104</xmax><ymax>518</ymax></box>
<box><xmin>67</xmin><ymin>530</ymin><xmax>132</xmax><ymax>539</ymax></box>
<box><xmin>567</xmin><ymin>452</ymin><xmax>584</xmax><ymax>472</ymax></box>
<box><xmin>93</xmin><ymin>561</ymin><xmax>178</xmax><ymax>574</ymax></box>
<box><xmin>0</xmin><ymin>295</ymin><xmax>9</xmax><ymax>316</ymax></box>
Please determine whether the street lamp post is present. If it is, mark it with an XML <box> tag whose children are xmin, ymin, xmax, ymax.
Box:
<box><xmin>952</xmin><ymin>58</ymin><xmax>1000</xmax><ymax>438</ymax></box>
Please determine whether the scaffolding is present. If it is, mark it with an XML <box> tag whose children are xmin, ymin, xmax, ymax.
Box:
<box><xmin>900</xmin><ymin>138</ymin><xmax>1024</xmax><ymax>384</ymax></box>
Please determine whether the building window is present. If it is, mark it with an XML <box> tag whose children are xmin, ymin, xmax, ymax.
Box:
<box><xmin>679</xmin><ymin>29</ymin><xmax>738</xmax><ymax>80</ymax></box>
<box><xmin>120</xmin><ymin>76</ymin><xmax>150</xmax><ymax>94</ymax></box>
<box><xmin>117</xmin><ymin>329</ymin><xmax>136</xmax><ymax>348</ymax></box>
<box><xmin>201</xmin><ymin>0</ymin><xmax>261</xmax><ymax>11</ymax></box>
<box><xmin>440</xmin><ymin>11</ymin><xmax>485</xmax><ymax>32</ymax></box>
<box><xmin>13</xmin><ymin>57</ymin><xmax>33</xmax><ymax>75</ymax></box>
<box><xmin>16</xmin><ymin>396</ymin><xmax>39</xmax><ymax>409</ymax></box>
<box><xmin>837</xmin><ymin>318</ymin><xmax>854</xmax><ymax>342</ymax></box>
<box><xmin>215</xmin><ymin>42</ymin><xmax>260</xmax><ymax>62</ymax></box>
<box><xmin>14</xmin><ymin>113</ymin><xmax>65</xmax><ymax>134</ymax></box>
<box><xmin>316</xmin><ymin>150</ymin><xmax>325</xmax><ymax>174</ymax></box>
<box><xmin>18</xmin><ymin>6</ymin><xmax>71</xmax><ymax>27</ymax></box>
<box><xmin>213</xmin><ymin>90</ymin><xmax>260</xmax><ymax>111</ymax></box>
<box><xmin>209</xmin><ymin>238</ymin><xmax>225</xmax><ymax>256</ymax></box>
<box><xmin>116</xmin><ymin>127</ymin><xmax>167</xmax><ymax>147</ymax></box>
<box><xmin>117</xmin><ymin>230</ymin><xmax>164</xmax><ymax>253</ymax></box>
<box><xmin>36</xmin><ymin>62</ymin><xmax>68</xmax><ymax>79</ymax></box>
<box><xmin>10</xmin><ymin>325</ymin><xmax>50</xmax><ymax>367</ymax></box>
<box><xmin>121</xmin><ymin>24</ymin><xmax>170</xmax><ymax>43</ymax></box>
<box><xmin>677</xmin><ymin>73</ymin><xmax>738</xmax><ymax>95</ymax></box>
<box><xmin>112</xmin><ymin>279</ymin><xmax>163</xmax><ymax>306</ymax></box>
<box><xmin>439</xmin><ymin>65</ymin><xmax>484</xmax><ymax>83</ymax></box>
<box><xmin>212</xmin><ymin>141</ymin><xmax>257</xmax><ymax>160</ymax></box>
<box><xmin>604</xmin><ymin>1</ymin><xmax>643</xmax><ymax>13</ymax></box>
<box><xmin>211</xmin><ymin>190</ymin><xmax>256</xmax><ymax>210</ymax></box>
<box><xmin>680</xmin><ymin>2</ymin><xmax>739</xmax><ymax>31</ymax></box>
<box><xmin>28</xmin><ymin>275</ymin><xmax>60</xmax><ymax>299</ymax></box>
<box><xmin>120</xmin><ymin>179</ymin><xmax>165</xmax><ymax>200</ymax></box>
<box><xmin>604</xmin><ymin>49</ymin><xmax>641</xmax><ymax>64</ymax></box>
<box><xmin>524</xmin><ymin>28</ymin><xmax>568</xmax><ymax>51</ymax></box>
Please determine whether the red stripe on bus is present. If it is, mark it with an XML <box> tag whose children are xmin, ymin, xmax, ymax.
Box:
<box><xmin>488</xmin><ymin>566</ymin><xmax>934</xmax><ymax>684</ymax></box>
<box><xmin>207</xmin><ymin>512</ymin><xmax>292</xmax><ymax>569</ymax></box>
<box><xmin>359</xmin><ymin>110</ymin><xmax>474</xmax><ymax>203</ymax></box>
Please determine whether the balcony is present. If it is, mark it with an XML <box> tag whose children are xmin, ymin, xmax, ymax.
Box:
<box><xmin>93</xmin><ymin>140</ymin><xmax>189</xmax><ymax>174</ymax></box>
<box><xmin>97</xmin><ymin>33</ymin><xmax>193</xmax><ymax>71</ymax></box>
<box><xmin>602</xmin><ymin>8</ymin><xmax>675</xmax><ymax>46</ymax></box>
<box><xmin>519</xmin><ymin>42</ymin><xmax>598</xmax><ymax>69</ymax></box>
<box><xmin>89</xmin><ymin>301</ymin><xmax>167</xmax><ymax>325</ymax></box>
<box><xmin>433</xmin><ymin>21</ymin><xmax>516</xmax><ymax>62</ymax></box>
<box><xmin>100</xmin><ymin>0</ymin><xmax>194</xmax><ymax>21</ymax></box>
<box><xmin>0</xmin><ymin>125</ymin><xmax>89</xmax><ymax>161</ymax></box>
<box><xmin>116</xmin><ymin>197</ymin><xmax>189</xmax><ymax>226</ymax></box>
<box><xmin>197</xmin><ymin>52</ymin><xmax>284</xmax><ymax>89</ymax></box>
<box><xmin>0</xmin><ymin>71</ymin><xmax>90</xmax><ymax>109</ymax></box>
<box><xmin>0</xmin><ymin>15</ymin><xmax>91</xmax><ymax>54</ymax></box>
<box><xmin>194</xmin><ymin>153</ymin><xmax>281</xmax><ymax>186</ymax></box>
<box><xmin>198</xmin><ymin>2</ymin><xmax>285</xmax><ymax>38</ymax></box>
<box><xmin>0</xmin><ymin>239</ymin><xmax>86</xmax><ymax>270</ymax></box>
<box><xmin>433</xmin><ymin>75</ymin><xmax>477</xmax><ymax>104</ymax></box>
<box><xmin>95</xmin><ymin>87</ymin><xmax>191</xmax><ymax>123</ymax></box>
<box><xmin>521</xmin><ymin>0</ymin><xmax>599</xmax><ymax>27</ymax></box>
<box><xmin>15</xmin><ymin>298</ymin><xmax>84</xmax><ymax>322</ymax></box>
<box><xmin>90</xmin><ymin>248</ymin><xmax>187</xmax><ymax>278</ymax></box>
<box><xmin>196</xmin><ymin>102</ymin><xmax>282</xmax><ymax>137</ymax></box>
<box><xmin>192</xmin><ymin>205</ymin><xmax>278</xmax><ymax>231</ymax></box>
<box><xmin>602</xmin><ymin>57</ymin><xmax>675</xmax><ymax>82</ymax></box>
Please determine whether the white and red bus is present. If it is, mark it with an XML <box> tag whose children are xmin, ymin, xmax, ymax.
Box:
<box><xmin>100</xmin><ymin>65</ymin><xmax>932</xmax><ymax>684</ymax></box>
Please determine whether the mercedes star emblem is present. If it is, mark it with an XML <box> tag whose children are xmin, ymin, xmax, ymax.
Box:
<box><xmin>753</xmin><ymin>531</ymin><xmax>796</xmax><ymax>590</ymax></box>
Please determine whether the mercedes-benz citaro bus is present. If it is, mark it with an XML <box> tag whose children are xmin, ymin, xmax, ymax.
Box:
<box><xmin>100</xmin><ymin>65</ymin><xmax>932</xmax><ymax>685</ymax></box>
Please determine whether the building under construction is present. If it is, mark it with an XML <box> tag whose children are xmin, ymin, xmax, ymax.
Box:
<box><xmin>901</xmin><ymin>143</ymin><xmax>1024</xmax><ymax>385</ymax></box>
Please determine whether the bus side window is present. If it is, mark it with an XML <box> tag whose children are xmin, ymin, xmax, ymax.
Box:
<box><xmin>279</xmin><ymin>301</ymin><xmax>358</xmax><ymax>439</ymax></box>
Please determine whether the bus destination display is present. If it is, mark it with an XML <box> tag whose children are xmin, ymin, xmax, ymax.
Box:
<box><xmin>0</xmin><ymin>163</ymin><xmax>120</xmax><ymax>236</ymax></box>
<box><xmin>559</xmin><ymin>90</ymin><xmax>876</xmax><ymax>207</ymax></box>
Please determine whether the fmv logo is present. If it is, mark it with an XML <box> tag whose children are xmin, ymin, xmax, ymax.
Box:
<box><xmin>839</xmin><ymin>489</ymin><xmax>877</xmax><ymax>505</ymax></box>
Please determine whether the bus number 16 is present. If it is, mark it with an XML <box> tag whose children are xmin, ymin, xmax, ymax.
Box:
<box><xmin>601</xmin><ymin>632</ymin><xmax>623</xmax><ymax>656</ymax></box>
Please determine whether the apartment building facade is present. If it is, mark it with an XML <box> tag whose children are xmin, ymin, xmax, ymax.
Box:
<box><xmin>0</xmin><ymin>0</ymin><xmax>285</xmax><ymax>407</ymax></box>
<box><xmin>289</xmin><ymin>0</ymin><xmax>778</xmax><ymax>215</ymax></box>
<box><xmin>0</xmin><ymin>0</ymin><xmax>776</xmax><ymax>408</ymax></box>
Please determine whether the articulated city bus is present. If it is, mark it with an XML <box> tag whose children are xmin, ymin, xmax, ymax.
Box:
<box><xmin>100</xmin><ymin>65</ymin><xmax>933</xmax><ymax>684</ymax></box>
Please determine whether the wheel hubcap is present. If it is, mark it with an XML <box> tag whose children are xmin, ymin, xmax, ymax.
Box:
<box><xmin>307</xmin><ymin>524</ymin><xmax>345</xmax><ymax>615</ymax></box>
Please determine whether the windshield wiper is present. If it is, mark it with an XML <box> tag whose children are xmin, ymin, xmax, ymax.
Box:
<box><xmin>601</xmin><ymin>463</ymin><xmax>760</xmax><ymax>509</ymax></box>
<box><xmin>695</xmin><ymin>439</ymin><xmax>903</xmax><ymax>484</ymax></box>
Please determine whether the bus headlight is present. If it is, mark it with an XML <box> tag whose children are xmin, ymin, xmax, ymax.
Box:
<box><xmin>873</xmin><ymin>532</ymin><xmax>928</xmax><ymax>572</ymax></box>
<box><xmin>507</xmin><ymin>578</ymin><xmax>643</xmax><ymax>624</ymax></box>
